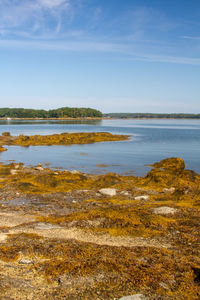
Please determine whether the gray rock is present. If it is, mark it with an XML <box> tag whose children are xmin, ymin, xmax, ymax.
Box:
<box><xmin>99</xmin><ymin>188</ymin><xmax>117</xmax><ymax>196</ymax></box>
<box><xmin>119</xmin><ymin>294</ymin><xmax>148</xmax><ymax>300</ymax></box>
<box><xmin>152</xmin><ymin>206</ymin><xmax>178</xmax><ymax>215</ymax></box>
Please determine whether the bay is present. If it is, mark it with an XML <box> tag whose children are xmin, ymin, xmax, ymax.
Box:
<box><xmin>0</xmin><ymin>118</ymin><xmax>200</xmax><ymax>176</ymax></box>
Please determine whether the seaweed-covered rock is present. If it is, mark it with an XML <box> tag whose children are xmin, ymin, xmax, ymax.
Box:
<box><xmin>0</xmin><ymin>146</ymin><xmax>7</xmax><ymax>152</ymax></box>
<box><xmin>94</xmin><ymin>173</ymin><xmax>121</xmax><ymax>188</ymax></box>
<box><xmin>151</xmin><ymin>157</ymin><xmax>185</xmax><ymax>172</ymax></box>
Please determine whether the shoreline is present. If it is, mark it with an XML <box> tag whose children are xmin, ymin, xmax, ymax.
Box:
<box><xmin>1</xmin><ymin>117</ymin><xmax>200</xmax><ymax>120</ymax></box>
<box><xmin>0</xmin><ymin>157</ymin><xmax>199</xmax><ymax>298</ymax></box>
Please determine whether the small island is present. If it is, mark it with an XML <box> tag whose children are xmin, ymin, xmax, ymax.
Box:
<box><xmin>0</xmin><ymin>132</ymin><xmax>129</xmax><ymax>152</ymax></box>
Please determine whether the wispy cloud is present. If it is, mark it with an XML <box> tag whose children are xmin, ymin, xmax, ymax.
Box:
<box><xmin>0</xmin><ymin>1</ymin><xmax>199</xmax><ymax>66</ymax></box>
<box><xmin>0</xmin><ymin>0</ymin><xmax>71</xmax><ymax>37</ymax></box>
<box><xmin>0</xmin><ymin>38</ymin><xmax>124</xmax><ymax>53</ymax></box>
<box><xmin>183</xmin><ymin>36</ymin><xmax>200</xmax><ymax>40</ymax></box>
<box><xmin>0</xmin><ymin>37</ymin><xmax>199</xmax><ymax>66</ymax></box>
<box><xmin>133</xmin><ymin>53</ymin><xmax>200</xmax><ymax>65</ymax></box>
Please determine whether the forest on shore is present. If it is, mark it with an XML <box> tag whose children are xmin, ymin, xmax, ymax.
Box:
<box><xmin>0</xmin><ymin>107</ymin><xmax>102</xmax><ymax>118</ymax></box>
<box><xmin>104</xmin><ymin>113</ymin><xmax>200</xmax><ymax>119</ymax></box>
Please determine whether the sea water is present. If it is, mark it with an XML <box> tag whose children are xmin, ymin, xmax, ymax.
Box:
<box><xmin>0</xmin><ymin>119</ymin><xmax>200</xmax><ymax>176</ymax></box>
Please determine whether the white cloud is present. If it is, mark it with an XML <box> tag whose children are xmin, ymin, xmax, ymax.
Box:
<box><xmin>0</xmin><ymin>0</ymin><xmax>71</xmax><ymax>36</ymax></box>
<box><xmin>130</xmin><ymin>53</ymin><xmax>200</xmax><ymax>65</ymax></box>
<box><xmin>183</xmin><ymin>36</ymin><xmax>200</xmax><ymax>40</ymax></box>
<box><xmin>38</xmin><ymin>0</ymin><xmax>67</xmax><ymax>9</ymax></box>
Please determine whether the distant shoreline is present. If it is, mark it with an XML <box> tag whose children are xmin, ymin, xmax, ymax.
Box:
<box><xmin>103</xmin><ymin>113</ymin><xmax>200</xmax><ymax>119</ymax></box>
<box><xmin>1</xmin><ymin>116</ymin><xmax>200</xmax><ymax>120</ymax></box>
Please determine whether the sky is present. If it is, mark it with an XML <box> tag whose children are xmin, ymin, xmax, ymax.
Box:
<box><xmin>0</xmin><ymin>0</ymin><xmax>200</xmax><ymax>113</ymax></box>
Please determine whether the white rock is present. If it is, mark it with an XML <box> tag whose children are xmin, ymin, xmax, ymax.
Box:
<box><xmin>120</xmin><ymin>191</ymin><xmax>130</xmax><ymax>196</ymax></box>
<box><xmin>163</xmin><ymin>187</ymin><xmax>175</xmax><ymax>193</ymax></box>
<box><xmin>34</xmin><ymin>223</ymin><xmax>61</xmax><ymax>230</ymax></box>
<box><xmin>19</xmin><ymin>259</ymin><xmax>32</xmax><ymax>264</ymax></box>
<box><xmin>152</xmin><ymin>206</ymin><xmax>178</xmax><ymax>215</ymax></box>
<box><xmin>99</xmin><ymin>188</ymin><xmax>117</xmax><ymax>196</ymax></box>
<box><xmin>119</xmin><ymin>294</ymin><xmax>148</xmax><ymax>300</ymax></box>
<box><xmin>14</xmin><ymin>164</ymin><xmax>20</xmax><ymax>169</ymax></box>
<box><xmin>134</xmin><ymin>195</ymin><xmax>149</xmax><ymax>201</ymax></box>
<box><xmin>70</xmin><ymin>170</ymin><xmax>80</xmax><ymax>174</ymax></box>
<box><xmin>35</xmin><ymin>166</ymin><xmax>44</xmax><ymax>171</ymax></box>
<box><xmin>10</xmin><ymin>169</ymin><xmax>18</xmax><ymax>175</ymax></box>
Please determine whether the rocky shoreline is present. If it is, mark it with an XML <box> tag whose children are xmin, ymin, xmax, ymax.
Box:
<box><xmin>0</xmin><ymin>157</ymin><xmax>199</xmax><ymax>299</ymax></box>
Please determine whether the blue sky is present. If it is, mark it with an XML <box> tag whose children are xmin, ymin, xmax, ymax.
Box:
<box><xmin>0</xmin><ymin>0</ymin><xmax>200</xmax><ymax>113</ymax></box>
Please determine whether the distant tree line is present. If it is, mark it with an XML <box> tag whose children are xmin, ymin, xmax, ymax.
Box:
<box><xmin>103</xmin><ymin>113</ymin><xmax>200</xmax><ymax>119</ymax></box>
<box><xmin>0</xmin><ymin>107</ymin><xmax>102</xmax><ymax>118</ymax></box>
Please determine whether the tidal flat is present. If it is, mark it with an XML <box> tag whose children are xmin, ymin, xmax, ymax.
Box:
<box><xmin>0</xmin><ymin>155</ymin><xmax>199</xmax><ymax>299</ymax></box>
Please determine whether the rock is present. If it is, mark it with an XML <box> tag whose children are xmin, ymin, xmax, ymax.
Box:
<box><xmin>152</xmin><ymin>206</ymin><xmax>178</xmax><ymax>215</ymax></box>
<box><xmin>10</xmin><ymin>169</ymin><xmax>18</xmax><ymax>175</ymax></box>
<box><xmin>120</xmin><ymin>191</ymin><xmax>130</xmax><ymax>196</ymax></box>
<box><xmin>2</xmin><ymin>131</ymin><xmax>11</xmax><ymax>137</ymax></box>
<box><xmin>119</xmin><ymin>294</ymin><xmax>149</xmax><ymax>300</ymax></box>
<box><xmin>35</xmin><ymin>166</ymin><xmax>44</xmax><ymax>171</ymax></box>
<box><xmin>34</xmin><ymin>223</ymin><xmax>61</xmax><ymax>230</ymax></box>
<box><xmin>151</xmin><ymin>157</ymin><xmax>185</xmax><ymax>172</ymax></box>
<box><xmin>159</xmin><ymin>282</ymin><xmax>169</xmax><ymax>289</ymax></box>
<box><xmin>70</xmin><ymin>170</ymin><xmax>80</xmax><ymax>174</ymax></box>
<box><xmin>163</xmin><ymin>187</ymin><xmax>175</xmax><ymax>193</ymax></box>
<box><xmin>19</xmin><ymin>259</ymin><xmax>32</xmax><ymax>264</ymax></box>
<box><xmin>99</xmin><ymin>188</ymin><xmax>117</xmax><ymax>196</ymax></box>
<box><xmin>134</xmin><ymin>195</ymin><xmax>149</xmax><ymax>201</ymax></box>
<box><xmin>14</xmin><ymin>164</ymin><xmax>21</xmax><ymax>169</ymax></box>
<box><xmin>0</xmin><ymin>146</ymin><xmax>7</xmax><ymax>152</ymax></box>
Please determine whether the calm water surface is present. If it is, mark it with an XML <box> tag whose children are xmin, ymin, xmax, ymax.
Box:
<box><xmin>0</xmin><ymin>119</ymin><xmax>200</xmax><ymax>176</ymax></box>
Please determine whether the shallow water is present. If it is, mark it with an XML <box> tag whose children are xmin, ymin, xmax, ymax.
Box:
<box><xmin>0</xmin><ymin>119</ymin><xmax>200</xmax><ymax>175</ymax></box>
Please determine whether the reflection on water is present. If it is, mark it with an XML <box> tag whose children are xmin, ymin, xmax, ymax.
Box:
<box><xmin>0</xmin><ymin>119</ymin><xmax>200</xmax><ymax>176</ymax></box>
